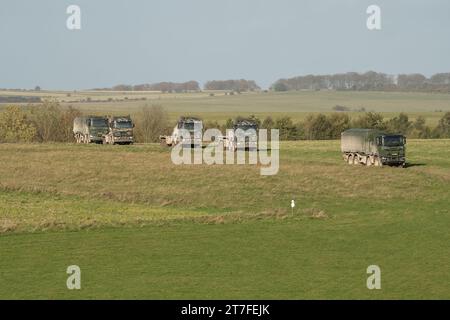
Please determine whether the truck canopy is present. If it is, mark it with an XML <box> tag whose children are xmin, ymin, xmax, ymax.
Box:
<box><xmin>73</xmin><ymin>116</ymin><xmax>108</xmax><ymax>134</ymax></box>
<box><xmin>341</xmin><ymin>129</ymin><xmax>384</xmax><ymax>154</ymax></box>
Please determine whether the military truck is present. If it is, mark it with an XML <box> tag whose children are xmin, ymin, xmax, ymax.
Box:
<box><xmin>160</xmin><ymin>117</ymin><xmax>203</xmax><ymax>148</ymax></box>
<box><xmin>102</xmin><ymin>116</ymin><xmax>135</xmax><ymax>145</ymax></box>
<box><xmin>341</xmin><ymin>129</ymin><xmax>406</xmax><ymax>167</ymax></box>
<box><xmin>224</xmin><ymin>119</ymin><xmax>258</xmax><ymax>151</ymax></box>
<box><xmin>73</xmin><ymin>116</ymin><xmax>109</xmax><ymax>144</ymax></box>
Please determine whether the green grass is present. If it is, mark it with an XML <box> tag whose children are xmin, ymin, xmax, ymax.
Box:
<box><xmin>0</xmin><ymin>140</ymin><xmax>449</xmax><ymax>299</ymax></box>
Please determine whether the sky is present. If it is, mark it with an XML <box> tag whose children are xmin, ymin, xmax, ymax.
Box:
<box><xmin>1</xmin><ymin>0</ymin><xmax>449</xmax><ymax>90</ymax></box>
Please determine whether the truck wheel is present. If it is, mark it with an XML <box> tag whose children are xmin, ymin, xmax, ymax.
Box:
<box><xmin>374</xmin><ymin>157</ymin><xmax>382</xmax><ymax>167</ymax></box>
<box><xmin>347</xmin><ymin>154</ymin><xmax>353</xmax><ymax>165</ymax></box>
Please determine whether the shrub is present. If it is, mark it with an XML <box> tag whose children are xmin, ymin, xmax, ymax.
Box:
<box><xmin>352</xmin><ymin>112</ymin><xmax>386</xmax><ymax>130</ymax></box>
<box><xmin>328</xmin><ymin>113</ymin><xmax>351</xmax><ymax>139</ymax></box>
<box><xmin>275</xmin><ymin>116</ymin><xmax>299</xmax><ymax>140</ymax></box>
<box><xmin>0</xmin><ymin>106</ymin><xmax>36</xmax><ymax>142</ymax></box>
<box><xmin>302</xmin><ymin>114</ymin><xmax>333</xmax><ymax>140</ymax></box>
<box><xmin>385</xmin><ymin>113</ymin><xmax>411</xmax><ymax>135</ymax></box>
<box><xmin>134</xmin><ymin>105</ymin><xmax>170</xmax><ymax>143</ymax></box>
<box><xmin>29</xmin><ymin>100</ymin><xmax>81</xmax><ymax>142</ymax></box>
<box><xmin>435</xmin><ymin>112</ymin><xmax>450</xmax><ymax>138</ymax></box>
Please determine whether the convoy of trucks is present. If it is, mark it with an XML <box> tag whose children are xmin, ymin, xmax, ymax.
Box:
<box><xmin>73</xmin><ymin>115</ymin><xmax>407</xmax><ymax>167</ymax></box>
<box><xmin>341</xmin><ymin>129</ymin><xmax>406</xmax><ymax>167</ymax></box>
<box><xmin>73</xmin><ymin>115</ymin><xmax>134</xmax><ymax>145</ymax></box>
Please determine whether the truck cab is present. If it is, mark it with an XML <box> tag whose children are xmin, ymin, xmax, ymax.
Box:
<box><xmin>226</xmin><ymin>119</ymin><xmax>258</xmax><ymax>151</ymax></box>
<box><xmin>160</xmin><ymin>117</ymin><xmax>203</xmax><ymax>148</ymax></box>
<box><xmin>376</xmin><ymin>134</ymin><xmax>406</xmax><ymax>166</ymax></box>
<box><xmin>103</xmin><ymin>116</ymin><xmax>134</xmax><ymax>145</ymax></box>
<box><xmin>176</xmin><ymin>117</ymin><xmax>203</xmax><ymax>147</ymax></box>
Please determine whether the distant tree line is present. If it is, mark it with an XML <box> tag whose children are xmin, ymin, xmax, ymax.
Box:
<box><xmin>0</xmin><ymin>96</ymin><xmax>42</xmax><ymax>103</ymax></box>
<box><xmin>3</xmin><ymin>72</ymin><xmax>450</xmax><ymax>94</ymax></box>
<box><xmin>272</xmin><ymin>71</ymin><xmax>450</xmax><ymax>93</ymax></box>
<box><xmin>203</xmin><ymin>80</ymin><xmax>260</xmax><ymax>92</ymax></box>
<box><xmin>107</xmin><ymin>81</ymin><xmax>201</xmax><ymax>93</ymax></box>
<box><xmin>94</xmin><ymin>79</ymin><xmax>261</xmax><ymax>93</ymax></box>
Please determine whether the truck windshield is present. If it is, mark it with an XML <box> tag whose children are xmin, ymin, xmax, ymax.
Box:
<box><xmin>383</xmin><ymin>136</ymin><xmax>404</xmax><ymax>147</ymax></box>
<box><xmin>183</xmin><ymin>122</ymin><xmax>202</xmax><ymax>131</ymax></box>
<box><xmin>114</xmin><ymin>121</ymin><xmax>133</xmax><ymax>129</ymax></box>
<box><xmin>90</xmin><ymin>119</ymin><xmax>108</xmax><ymax>127</ymax></box>
<box><xmin>237</xmin><ymin>125</ymin><xmax>257</xmax><ymax>132</ymax></box>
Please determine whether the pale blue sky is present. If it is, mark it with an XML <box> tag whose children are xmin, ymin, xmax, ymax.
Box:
<box><xmin>1</xmin><ymin>0</ymin><xmax>449</xmax><ymax>89</ymax></box>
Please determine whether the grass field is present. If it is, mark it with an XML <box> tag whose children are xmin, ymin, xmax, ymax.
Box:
<box><xmin>0</xmin><ymin>140</ymin><xmax>449</xmax><ymax>299</ymax></box>
<box><xmin>1</xmin><ymin>90</ymin><xmax>449</xmax><ymax>125</ymax></box>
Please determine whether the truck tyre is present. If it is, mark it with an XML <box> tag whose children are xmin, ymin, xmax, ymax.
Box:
<box><xmin>374</xmin><ymin>157</ymin><xmax>382</xmax><ymax>167</ymax></box>
<box><xmin>347</xmin><ymin>154</ymin><xmax>353</xmax><ymax>165</ymax></box>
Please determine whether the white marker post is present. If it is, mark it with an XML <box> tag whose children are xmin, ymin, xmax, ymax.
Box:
<box><xmin>291</xmin><ymin>200</ymin><xmax>295</xmax><ymax>215</ymax></box>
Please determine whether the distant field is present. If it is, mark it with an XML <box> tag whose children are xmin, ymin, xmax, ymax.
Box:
<box><xmin>1</xmin><ymin>90</ymin><xmax>449</xmax><ymax>125</ymax></box>
<box><xmin>0</xmin><ymin>140</ymin><xmax>449</xmax><ymax>298</ymax></box>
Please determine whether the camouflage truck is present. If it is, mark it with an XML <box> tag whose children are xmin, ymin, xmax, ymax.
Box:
<box><xmin>73</xmin><ymin>116</ymin><xmax>109</xmax><ymax>144</ymax></box>
<box><xmin>341</xmin><ymin>129</ymin><xmax>406</xmax><ymax>167</ymax></box>
<box><xmin>160</xmin><ymin>117</ymin><xmax>203</xmax><ymax>148</ymax></box>
<box><xmin>224</xmin><ymin>119</ymin><xmax>258</xmax><ymax>151</ymax></box>
<box><xmin>103</xmin><ymin>116</ymin><xmax>135</xmax><ymax>145</ymax></box>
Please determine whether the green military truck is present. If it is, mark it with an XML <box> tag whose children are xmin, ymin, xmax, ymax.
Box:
<box><xmin>341</xmin><ymin>129</ymin><xmax>406</xmax><ymax>167</ymax></box>
<box><xmin>73</xmin><ymin>116</ymin><xmax>109</xmax><ymax>144</ymax></box>
<box><xmin>103</xmin><ymin>116</ymin><xmax>135</xmax><ymax>145</ymax></box>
